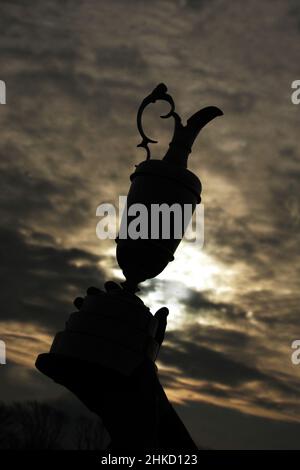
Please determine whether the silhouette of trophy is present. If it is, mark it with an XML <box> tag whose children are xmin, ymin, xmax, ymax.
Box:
<box><xmin>36</xmin><ymin>85</ymin><xmax>222</xmax><ymax>431</ymax></box>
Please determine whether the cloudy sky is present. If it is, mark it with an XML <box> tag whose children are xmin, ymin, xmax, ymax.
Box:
<box><xmin>0</xmin><ymin>0</ymin><xmax>300</xmax><ymax>449</ymax></box>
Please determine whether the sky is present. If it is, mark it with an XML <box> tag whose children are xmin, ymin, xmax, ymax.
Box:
<box><xmin>0</xmin><ymin>0</ymin><xmax>300</xmax><ymax>449</ymax></box>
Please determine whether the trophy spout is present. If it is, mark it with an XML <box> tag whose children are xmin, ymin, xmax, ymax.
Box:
<box><xmin>186</xmin><ymin>106</ymin><xmax>224</xmax><ymax>147</ymax></box>
<box><xmin>163</xmin><ymin>106</ymin><xmax>223</xmax><ymax>168</ymax></box>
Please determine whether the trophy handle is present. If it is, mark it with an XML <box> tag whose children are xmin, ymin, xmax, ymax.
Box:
<box><xmin>136</xmin><ymin>83</ymin><xmax>223</xmax><ymax>167</ymax></box>
<box><xmin>136</xmin><ymin>83</ymin><xmax>181</xmax><ymax>161</ymax></box>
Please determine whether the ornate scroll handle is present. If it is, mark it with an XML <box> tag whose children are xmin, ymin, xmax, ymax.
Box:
<box><xmin>136</xmin><ymin>83</ymin><xmax>181</xmax><ymax>160</ymax></box>
<box><xmin>136</xmin><ymin>83</ymin><xmax>223</xmax><ymax>166</ymax></box>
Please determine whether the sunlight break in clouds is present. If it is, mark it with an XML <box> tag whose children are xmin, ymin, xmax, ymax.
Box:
<box><xmin>0</xmin><ymin>322</ymin><xmax>52</xmax><ymax>369</ymax></box>
<box><xmin>106</xmin><ymin>240</ymin><xmax>237</xmax><ymax>330</ymax></box>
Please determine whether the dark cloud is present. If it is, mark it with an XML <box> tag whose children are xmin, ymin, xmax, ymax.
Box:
<box><xmin>161</xmin><ymin>330</ymin><xmax>265</xmax><ymax>386</ymax></box>
<box><xmin>289</xmin><ymin>0</ymin><xmax>300</xmax><ymax>32</ymax></box>
<box><xmin>0</xmin><ymin>227</ymin><xmax>105</xmax><ymax>330</ymax></box>
<box><xmin>0</xmin><ymin>362</ymin><xmax>60</xmax><ymax>403</ymax></box>
<box><xmin>184</xmin><ymin>288</ymin><xmax>248</xmax><ymax>322</ymax></box>
<box><xmin>176</xmin><ymin>400</ymin><xmax>300</xmax><ymax>450</ymax></box>
<box><xmin>159</xmin><ymin>325</ymin><xmax>300</xmax><ymax>419</ymax></box>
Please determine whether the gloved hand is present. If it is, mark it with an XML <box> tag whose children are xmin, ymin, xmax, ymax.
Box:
<box><xmin>63</xmin><ymin>281</ymin><xmax>169</xmax><ymax>449</ymax></box>
<box><xmin>37</xmin><ymin>281</ymin><xmax>196</xmax><ymax>450</ymax></box>
<box><xmin>74</xmin><ymin>281</ymin><xmax>169</xmax><ymax>362</ymax></box>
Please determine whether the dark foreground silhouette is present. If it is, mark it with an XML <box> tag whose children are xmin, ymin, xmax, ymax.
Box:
<box><xmin>36</xmin><ymin>282</ymin><xmax>197</xmax><ymax>450</ymax></box>
<box><xmin>0</xmin><ymin>401</ymin><xmax>106</xmax><ymax>450</ymax></box>
<box><xmin>35</xmin><ymin>84</ymin><xmax>221</xmax><ymax>450</ymax></box>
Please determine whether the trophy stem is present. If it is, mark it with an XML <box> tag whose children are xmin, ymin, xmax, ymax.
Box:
<box><xmin>121</xmin><ymin>279</ymin><xmax>140</xmax><ymax>294</ymax></box>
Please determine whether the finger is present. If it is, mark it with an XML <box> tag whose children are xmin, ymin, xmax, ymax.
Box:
<box><xmin>104</xmin><ymin>281</ymin><xmax>122</xmax><ymax>293</ymax></box>
<box><xmin>73</xmin><ymin>297</ymin><xmax>84</xmax><ymax>309</ymax></box>
<box><xmin>154</xmin><ymin>307</ymin><xmax>169</xmax><ymax>346</ymax></box>
<box><xmin>154</xmin><ymin>307</ymin><xmax>169</xmax><ymax>321</ymax></box>
<box><xmin>86</xmin><ymin>286</ymin><xmax>101</xmax><ymax>295</ymax></box>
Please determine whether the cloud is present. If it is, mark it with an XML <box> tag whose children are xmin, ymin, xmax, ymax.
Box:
<box><xmin>184</xmin><ymin>288</ymin><xmax>248</xmax><ymax>323</ymax></box>
<box><xmin>0</xmin><ymin>227</ymin><xmax>105</xmax><ymax>331</ymax></box>
<box><xmin>175</xmin><ymin>399</ymin><xmax>300</xmax><ymax>449</ymax></box>
<box><xmin>161</xmin><ymin>329</ymin><xmax>265</xmax><ymax>386</ymax></box>
<box><xmin>159</xmin><ymin>324</ymin><xmax>300</xmax><ymax>421</ymax></box>
<box><xmin>0</xmin><ymin>362</ymin><xmax>61</xmax><ymax>402</ymax></box>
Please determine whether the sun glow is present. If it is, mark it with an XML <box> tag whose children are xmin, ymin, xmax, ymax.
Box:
<box><xmin>105</xmin><ymin>241</ymin><xmax>237</xmax><ymax>330</ymax></box>
<box><xmin>141</xmin><ymin>241</ymin><xmax>236</xmax><ymax>329</ymax></box>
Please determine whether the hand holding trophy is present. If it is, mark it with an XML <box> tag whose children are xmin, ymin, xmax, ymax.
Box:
<box><xmin>36</xmin><ymin>84</ymin><xmax>223</xmax><ymax>449</ymax></box>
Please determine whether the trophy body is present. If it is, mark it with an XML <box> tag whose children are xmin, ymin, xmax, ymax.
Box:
<box><xmin>116</xmin><ymin>159</ymin><xmax>201</xmax><ymax>290</ymax></box>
